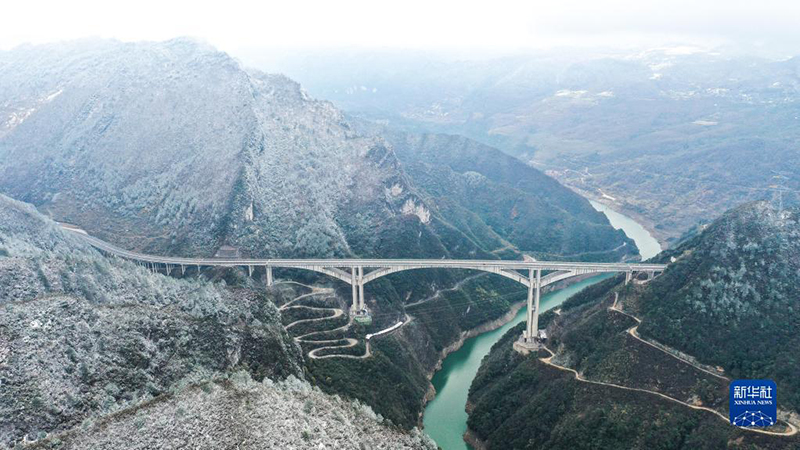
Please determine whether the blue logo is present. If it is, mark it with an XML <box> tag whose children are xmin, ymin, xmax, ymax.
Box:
<box><xmin>729</xmin><ymin>380</ymin><xmax>777</xmax><ymax>427</ymax></box>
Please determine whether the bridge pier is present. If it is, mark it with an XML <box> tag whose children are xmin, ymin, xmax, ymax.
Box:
<box><xmin>266</xmin><ymin>266</ymin><xmax>273</xmax><ymax>286</ymax></box>
<box><xmin>625</xmin><ymin>271</ymin><xmax>632</xmax><ymax>284</ymax></box>
<box><xmin>351</xmin><ymin>267</ymin><xmax>358</xmax><ymax>313</ymax></box>
<box><xmin>358</xmin><ymin>266</ymin><xmax>365</xmax><ymax>312</ymax></box>
<box><xmin>518</xmin><ymin>269</ymin><xmax>542</xmax><ymax>351</ymax></box>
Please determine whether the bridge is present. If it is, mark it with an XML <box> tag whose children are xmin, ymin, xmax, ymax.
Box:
<box><xmin>62</xmin><ymin>225</ymin><xmax>667</xmax><ymax>349</ymax></box>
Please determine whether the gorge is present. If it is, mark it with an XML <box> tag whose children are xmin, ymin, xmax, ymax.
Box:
<box><xmin>423</xmin><ymin>201</ymin><xmax>662</xmax><ymax>449</ymax></box>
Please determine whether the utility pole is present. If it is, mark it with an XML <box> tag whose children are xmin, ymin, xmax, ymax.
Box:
<box><xmin>770</xmin><ymin>173</ymin><xmax>789</xmax><ymax>213</ymax></box>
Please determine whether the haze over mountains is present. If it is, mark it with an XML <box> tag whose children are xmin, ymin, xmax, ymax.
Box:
<box><xmin>265</xmin><ymin>48</ymin><xmax>800</xmax><ymax>243</ymax></box>
<box><xmin>3</xmin><ymin>34</ymin><xmax>799</xmax><ymax>450</ymax></box>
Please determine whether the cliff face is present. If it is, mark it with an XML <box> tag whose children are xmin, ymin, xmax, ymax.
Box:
<box><xmin>0</xmin><ymin>39</ymin><xmax>427</xmax><ymax>258</ymax></box>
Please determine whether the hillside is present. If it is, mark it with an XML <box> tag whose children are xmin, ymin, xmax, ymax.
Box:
<box><xmin>0</xmin><ymin>194</ymin><xmax>436</xmax><ymax>448</ymax></box>
<box><xmin>0</xmin><ymin>39</ymin><xmax>408</xmax><ymax>258</ymax></box>
<box><xmin>466</xmin><ymin>322</ymin><xmax>796</xmax><ymax>449</ymax></box>
<box><xmin>28</xmin><ymin>373</ymin><xmax>435</xmax><ymax>450</ymax></box>
<box><xmin>386</xmin><ymin>132</ymin><xmax>633</xmax><ymax>260</ymax></box>
<box><xmin>0</xmin><ymin>194</ymin><xmax>303</xmax><ymax>446</ymax></box>
<box><xmin>635</xmin><ymin>201</ymin><xmax>800</xmax><ymax>413</ymax></box>
<box><xmin>465</xmin><ymin>201</ymin><xmax>800</xmax><ymax>449</ymax></box>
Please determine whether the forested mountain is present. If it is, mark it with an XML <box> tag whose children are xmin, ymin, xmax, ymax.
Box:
<box><xmin>466</xmin><ymin>201</ymin><xmax>800</xmax><ymax>449</ymax></box>
<box><xmin>386</xmin><ymin>132</ymin><xmax>632</xmax><ymax>260</ymax></box>
<box><xmin>0</xmin><ymin>194</ymin><xmax>436</xmax><ymax>448</ymax></box>
<box><xmin>269</xmin><ymin>48</ymin><xmax>800</xmax><ymax>243</ymax></box>
<box><xmin>636</xmin><ymin>201</ymin><xmax>800</xmax><ymax>412</ymax></box>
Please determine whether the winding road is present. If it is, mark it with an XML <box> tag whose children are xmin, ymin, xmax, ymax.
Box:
<box><xmin>277</xmin><ymin>284</ymin><xmax>409</xmax><ymax>360</ymax></box>
<box><xmin>538</xmin><ymin>292</ymin><xmax>797</xmax><ymax>437</ymax></box>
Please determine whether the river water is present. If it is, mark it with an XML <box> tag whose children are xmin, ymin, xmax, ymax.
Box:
<box><xmin>422</xmin><ymin>201</ymin><xmax>662</xmax><ymax>449</ymax></box>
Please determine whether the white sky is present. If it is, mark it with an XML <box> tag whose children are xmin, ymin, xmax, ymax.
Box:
<box><xmin>2</xmin><ymin>0</ymin><xmax>800</xmax><ymax>56</ymax></box>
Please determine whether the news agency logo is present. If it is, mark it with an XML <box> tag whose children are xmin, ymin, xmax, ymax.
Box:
<box><xmin>729</xmin><ymin>380</ymin><xmax>777</xmax><ymax>428</ymax></box>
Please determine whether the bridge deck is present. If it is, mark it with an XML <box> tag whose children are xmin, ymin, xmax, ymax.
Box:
<box><xmin>65</xmin><ymin>228</ymin><xmax>667</xmax><ymax>273</ymax></box>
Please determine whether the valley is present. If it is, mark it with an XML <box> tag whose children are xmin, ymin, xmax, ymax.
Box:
<box><xmin>0</xmin><ymin>38</ymin><xmax>643</xmax><ymax>444</ymax></box>
<box><xmin>275</xmin><ymin>49</ymin><xmax>800</xmax><ymax>245</ymax></box>
<box><xmin>1</xmin><ymin>30</ymin><xmax>799</xmax><ymax>450</ymax></box>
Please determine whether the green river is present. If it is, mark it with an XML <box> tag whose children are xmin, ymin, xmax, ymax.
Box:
<box><xmin>422</xmin><ymin>200</ymin><xmax>662</xmax><ymax>449</ymax></box>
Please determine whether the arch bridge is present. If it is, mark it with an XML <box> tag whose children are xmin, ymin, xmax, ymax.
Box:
<box><xmin>64</xmin><ymin>227</ymin><xmax>667</xmax><ymax>349</ymax></box>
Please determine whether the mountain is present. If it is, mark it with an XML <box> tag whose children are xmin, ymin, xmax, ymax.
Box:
<box><xmin>0</xmin><ymin>194</ymin><xmax>437</xmax><ymax>449</ymax></box>
<box><xmin>0</xmin><ymin>38</ymin><xmax>636</xmax><ymax>434</ymax></box>
<box><xmin>0</xmin><ymin>39</ymin><xmax>632</xmax><ymax>263</ymax></box>
<box><xmin>465</xmin><ymin>201</ymin><xmax>800</xmax><ymax>449</ymax></box>
<box><xmin>635</xmin><ymin>201</ymin><xmax>800</xmax><ymax>412</ymax></box>
<box><xmin>0</xmin><ymin>194</ymin><xmax>299</xmax><ymax>446</ymax></box>
<box><xmin>385</xmin><ymin>132</ymin><xmax>633</xmax><ymax>260</ymax></box>
<box><xmin>0</xmin><ymin>38</ymin><xmax>409</xmax><ymax>258</ymax></box>
<box><xmin>267</xmin><ymin>48</ymin><xmax>800</xmax><ymax>244</ymax></box>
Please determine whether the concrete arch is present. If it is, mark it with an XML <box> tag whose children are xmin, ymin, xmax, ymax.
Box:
<box><xmin>540</xmin><ymin>270</ymin><xmax>579</xmax><ymax>287</ymax></box>
<box><xmin>361</xmin><ymin>265</ymin><xmax>533</xmax><ymax>287</ymax></box>
<box><xmin>278</xmin><ymin>265</ymin><xmax>353</xmax><ymax>285</ymax></box>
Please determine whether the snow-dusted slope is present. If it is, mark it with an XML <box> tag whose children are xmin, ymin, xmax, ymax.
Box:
<box><xmin>0</xmin><ymin>194</ymin><xmax>305</xmax><ymax>446</ymax></box>
<box><xmin>0</xmin><ymin>38</ymin><xmax>630</xmax><ymax>262</ymax></box>
<box><xmin>0</xmin><ymin>39</ymin><xmax>424</xmax><ymax>258</ymax></box>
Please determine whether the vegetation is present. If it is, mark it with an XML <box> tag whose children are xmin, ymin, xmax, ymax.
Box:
<box><xmin>385</xmin><ymin>131</ymin><xmax>637</xmax><ymax>260</ymax></box>
<box><xmin>467</xmin><ymin>202</ymin><xmax>800</xmax><ymax>449</ymax></box>
<box><xmin>307</xmin><ymin>335</ymin><xmax>431</xmax><ymax>429</ymax></box>
<box><xmin>26</xmin><ymin>372</ymin><xmax>436</xmax><ymax>449</ymax></box>
<box><xmin>637</xmin><ymin>202</ymin><xmax>800</xmax><ymax>413</ymax></box>
<box><xmin>0</xmin><ymin>195</ymin><xmax>304</xmax><ymax>447</ymax></box>
<box><xmin>295</xmin><ymin>50</ymin><xmax>800</xmax><ymax>243</ymax></box>
<box><xmin>467</xmin><ymin>325</ymin><xmax>796</xmax><ymax>449</ymax></box>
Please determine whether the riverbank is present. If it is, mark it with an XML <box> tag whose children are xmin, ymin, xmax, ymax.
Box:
<box><xmin>421</xmin><ymin>274</ymin><xmax>615</xmax><ymax>449</ymax></box>
<box><xmin>422</xmin><ymin>200</ymin><xmax>663</xmax><ymax>449</ymax></box>
<box><xmin>418</xmin><ymin>271</ymin><xmax>599</xmax><ymax>408</ymax></box>
<box><xmin>571</xmin><ymin>187</ymin><xmax>672</xmax><ymax>249</ymax></box>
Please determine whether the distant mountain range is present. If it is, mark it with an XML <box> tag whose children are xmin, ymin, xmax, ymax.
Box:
<box><xmin>268</xmin><ymin>48</ymin><xmax>800</xmax><ymax>244</ymax></box>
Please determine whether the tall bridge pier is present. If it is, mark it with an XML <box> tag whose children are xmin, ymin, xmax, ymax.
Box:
<box><xmin>349</xmin><ymin>266</ymin><xmax>367</xmax><ymax>314</ymax></box>
<box><xmin>523</xmin><ymin>268</ymin><xmax>542</xmax><ymax>343</ymax></box>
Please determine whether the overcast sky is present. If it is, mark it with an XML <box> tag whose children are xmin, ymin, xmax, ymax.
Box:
<box><xmin>2</xmin><ymin>0</ymin><xmax>800</xmax><ymax>57</ymax></box>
